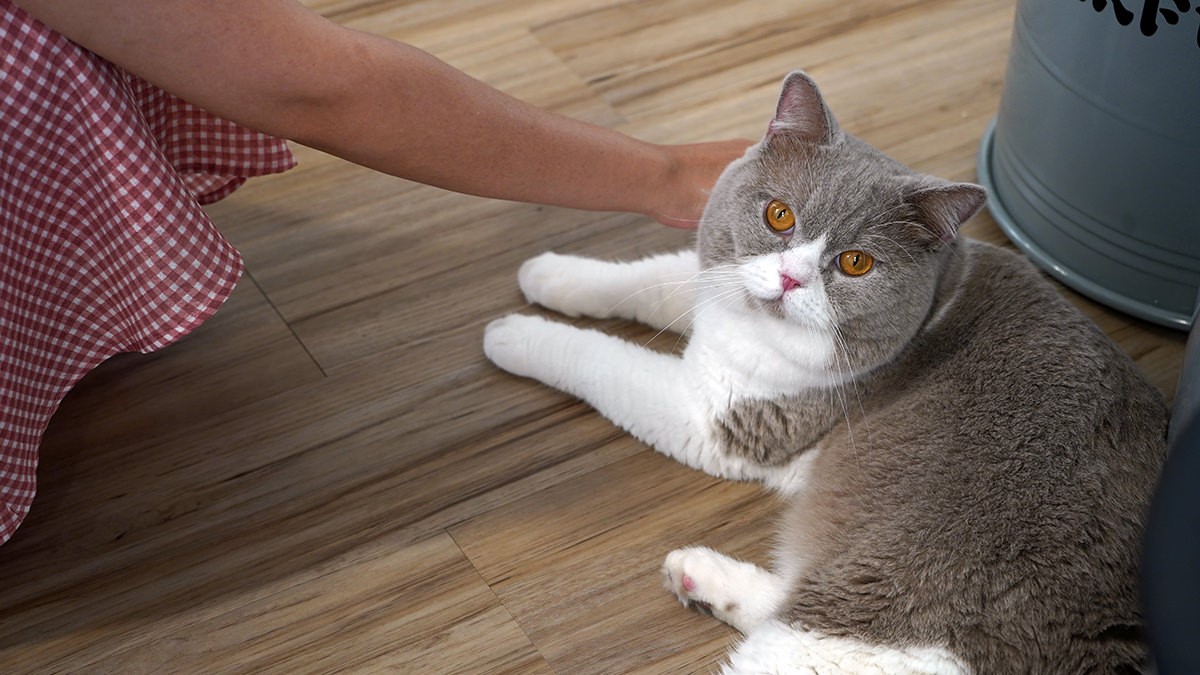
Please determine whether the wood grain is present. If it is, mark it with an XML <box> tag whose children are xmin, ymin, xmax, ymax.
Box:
<box><xmin>1</xmin><ymin>0</ymin><xmax>1186</xmax><ymax>672</ymax></box>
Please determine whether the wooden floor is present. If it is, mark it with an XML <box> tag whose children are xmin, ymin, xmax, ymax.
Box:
<box><xmin>1</xmin><ymin>0</ymin><xmax>1188</xmax><ymax>672</ymax></box>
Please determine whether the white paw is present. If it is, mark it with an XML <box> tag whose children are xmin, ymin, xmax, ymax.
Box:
<box><xmin>483</xmin><ymin>314</ymin><xmax>546</xmax><ymax>378</ymax></box>
<box><xmin>661</xmin><ymin>546</ymin><xmax>736</xmax><ymax>617</ymax></box>
<box><xmin>518</xmin><ymin>252</ymin><xmax>592</xmax><ymax>317</ymax></box>
<box><xmin>663</xmin><ymin>546</ymin><xmax>782</xmax><ymax>634</ymax></box>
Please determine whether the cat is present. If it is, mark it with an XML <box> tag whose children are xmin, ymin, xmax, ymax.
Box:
<box><xmin>483</xmin><ymin>71</ymin><xmax>1167</xmax><ymax>674</ymax></box>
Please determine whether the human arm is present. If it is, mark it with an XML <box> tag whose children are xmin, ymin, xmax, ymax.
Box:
<box><xmin>14</xmin><ymin>0</ymin><xmax>750</xmax><ymax>226</ymax></box>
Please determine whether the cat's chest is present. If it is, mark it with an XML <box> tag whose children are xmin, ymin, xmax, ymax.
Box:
<box><xmin>684</xmin><ymin>306</ymin><xmax>837</xmax><ymax>409</ymax></box>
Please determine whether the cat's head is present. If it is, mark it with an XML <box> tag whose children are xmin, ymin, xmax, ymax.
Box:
<box><xmin>697</xmin><ymin>71</ymin><xmax>986</xmax><ymax>375</ymax></box>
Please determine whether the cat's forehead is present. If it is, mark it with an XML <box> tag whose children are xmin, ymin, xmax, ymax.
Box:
<box><xmin>751</xmin><ymin>135</ymin><xmax>887</xmax><ymax>189</ymax></box>
<box><xmin>744</xmin><ymin>151</ymin><xmax>906</xmax><ymax>237</ymax></box>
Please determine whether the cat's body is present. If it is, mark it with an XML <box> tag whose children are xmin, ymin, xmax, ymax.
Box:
<box><xmin>484</xmin><ymin>72</ymin><xmax>1167</xmax><ymax>673</ymax></box>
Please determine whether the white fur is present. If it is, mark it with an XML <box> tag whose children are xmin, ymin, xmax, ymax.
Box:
<box><xmin>518</xmin><ymin>250</ymin><xmax>701</xmax><ymax>332</ymax></box>
<box><xmin>484</xmin><ymin>313</ymin><xmax>708</xmax><ymax>458</ymax></box>
<box><xmin>720</xmin><ymin>621</ymin><xmax>970</xmax><ymax>675</ymax></box>
<box><xmin>662</xmin><ymin>546</ymin><xmax>789</xmax><ymax>634</ymax></box>
<box><xmin>685</xmin><ymin>299</ymin><xmax>835</xmax><ymax>404</ymax></box>
<box><xmin>484</xmin><ymin>247</ymin><xmax>836</xmax><ymax>490</ymax></box>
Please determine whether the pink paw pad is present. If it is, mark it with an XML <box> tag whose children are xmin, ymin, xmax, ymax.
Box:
<box><xmin>681</xmin><ymin>574</ymin><xmax>696</xmax><ymax>593</ymax></box>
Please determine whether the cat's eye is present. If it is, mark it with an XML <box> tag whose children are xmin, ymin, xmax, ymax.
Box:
<box><xmin>763</xmin><ymin>199</ymin><xmax>796</xmax><ymax>234</ymax></box>
<box><xmin>838</xmin><ymin>250</ymin><xmax>874</xmax><ymax>276</ymax></box>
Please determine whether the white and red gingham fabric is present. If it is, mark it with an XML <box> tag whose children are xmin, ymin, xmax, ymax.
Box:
<box><xmin>0</xmin><ymin>1</ymin><xmax>296</xmax><ymax>545</ymax></box>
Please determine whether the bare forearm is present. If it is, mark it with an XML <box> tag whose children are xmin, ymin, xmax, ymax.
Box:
<box><xmin>299</xmin><ymin>34</ymin><xmax>673</xmax><ymax>215</ymax></box>
<box><xmin>15</xmin><ymin>0</ymin><xmax>748</xmax><ymax>224</ymax></box>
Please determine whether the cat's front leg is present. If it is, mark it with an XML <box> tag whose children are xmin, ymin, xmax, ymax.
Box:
<box><xmin>661</xmin><ymin>546</ymin><xmax>786</xmax><ymax>635</ymax></box>
<box><xmin>485</xmin><ymin>314</ymin><xmax>769</xmax><ymax>482</ymax></box>
<box><xmin>519</xmin><ymin>250</ymin><xmax>699</xmax><ymax>334</ymax></box>
<box><xmin>484</xmin><ymin>313</ymin><xmax>709</xmax><ymax>457</ymax></box>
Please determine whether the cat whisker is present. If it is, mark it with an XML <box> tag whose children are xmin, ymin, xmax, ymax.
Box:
<box><xmin>862</xmin><ymin>230</ymin><xmax>920</xmax><ymax>265</ymax></box>
<box><xmin>602</xmin><ymin>265</ymin><xmax>721</xmax><ymax>316</ymax></box>
<box><xmin>822</xmin><ymin>306</ymin><xmax>869</xmax><ymax>472</ymax></box>
<box><xmin>605</xmin><ymin>278</ymin><xmax>695</xmax><ymax>318</ymax></box>
<box><xmin>644</xmin><ymin>285</ymin><xmax>746</xmax><ymax>348</ymax></box>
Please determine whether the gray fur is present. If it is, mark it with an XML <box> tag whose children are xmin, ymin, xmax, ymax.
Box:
<box><xmin>702</xmin><ymin>72</ymin><xmax>1166</xmax><ymax>672</ymax></box>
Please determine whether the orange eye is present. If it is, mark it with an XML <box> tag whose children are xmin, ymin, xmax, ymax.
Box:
<box><xmin>838</xmin><ymin>250</ymin><xmax>874</xmax><ymax>276</ymax></box>
<box><xmin>764</xmin><ymin>199</ymin><xmax>796</xmax><ymax>234</ymax></box>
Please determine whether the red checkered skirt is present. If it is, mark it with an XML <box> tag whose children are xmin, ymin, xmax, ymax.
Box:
<box><xmin>0</xmin><ymin>1</ymin><xmax>296</xmax><ymax>545</ymax></box>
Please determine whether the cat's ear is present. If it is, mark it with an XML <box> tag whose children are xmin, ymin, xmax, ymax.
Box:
<box><xmin>907</xmin><ymin>183</ymin><xmax>987</xmax><ymax>246</ymax></box>
<box><xmin>767</xmin><ymin>71</ymin><xmax>838</xmax><ymax>144</ymax></box>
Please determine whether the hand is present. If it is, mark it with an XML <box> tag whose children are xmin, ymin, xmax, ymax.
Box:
<box><xmin>646</xmin><ymin>139</ymin><xmax>754</xmax><ymax>229</ymax></box>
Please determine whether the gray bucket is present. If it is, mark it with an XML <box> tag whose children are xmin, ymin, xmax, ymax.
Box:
<box><xmin>978</xmin><ymin>0</ymin><xmax>1200</xmax><ymax>329</ymax></box>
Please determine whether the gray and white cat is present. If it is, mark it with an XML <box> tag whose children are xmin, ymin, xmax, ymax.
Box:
<box><xmin>483</xmin><ymin>71</ymin><xmax>1167</xmax><ymax>674</ymax></box>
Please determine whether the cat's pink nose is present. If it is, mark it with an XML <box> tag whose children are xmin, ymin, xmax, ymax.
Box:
<box><xmin>780</xmin><ymin>273</ymin><xmax>804</xmax><ymax>292</ymax></box>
